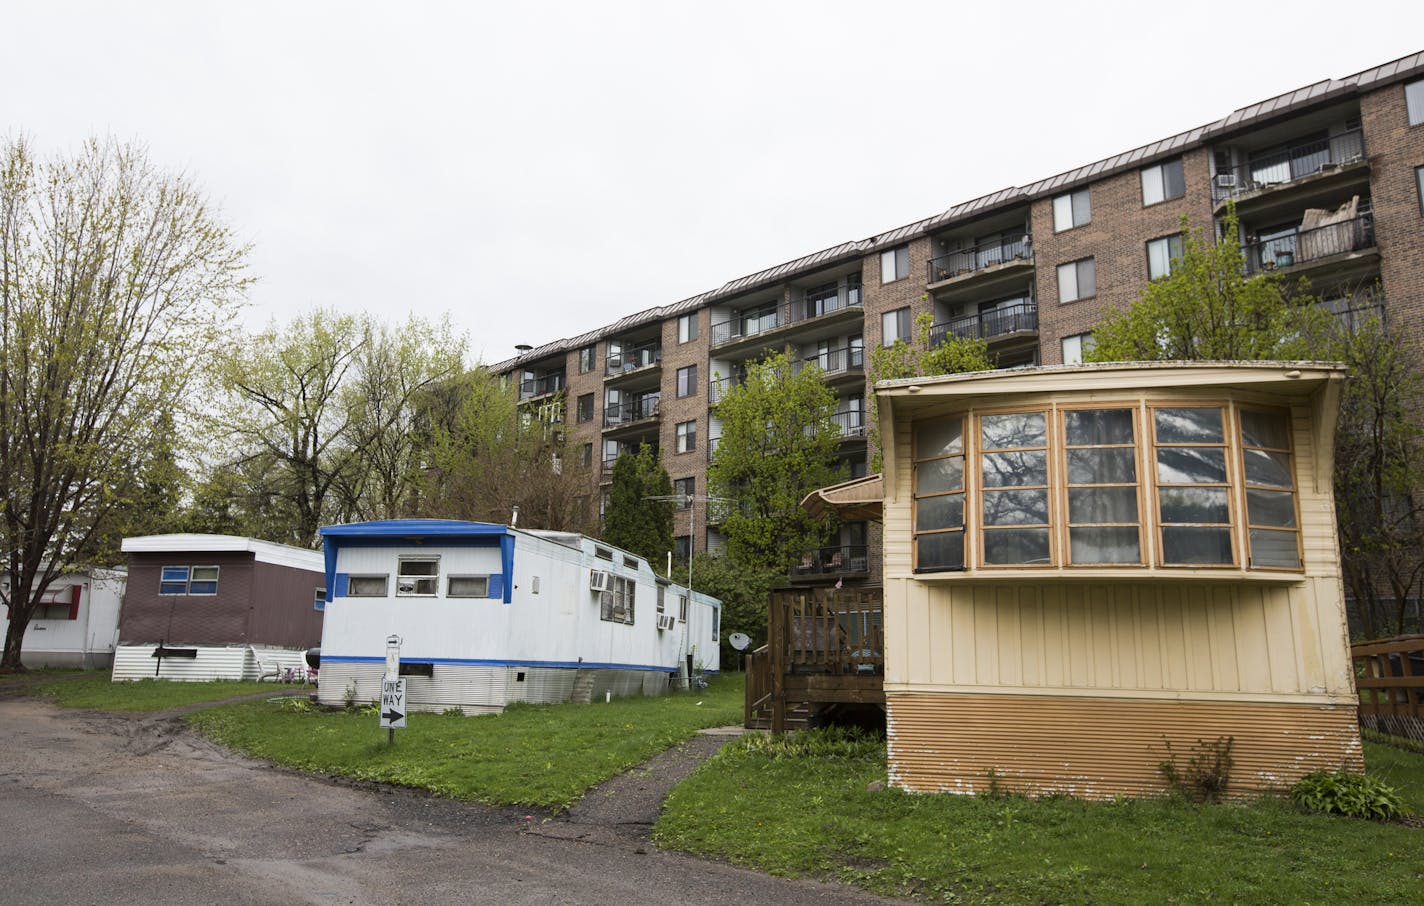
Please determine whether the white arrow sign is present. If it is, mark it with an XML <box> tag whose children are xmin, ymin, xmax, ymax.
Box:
<box><xmin>379</xmin><ymin>676</ymin><xmax>407</xmax><ymax>729</ymax></box>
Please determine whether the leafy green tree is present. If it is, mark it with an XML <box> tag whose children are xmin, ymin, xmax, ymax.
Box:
<box><xmin>603</xmin><ymin>445</ymin><xmax>674</xmax><ymax>564</ymax></box>
<box><xmin>707</xmin><ymin>351</ymin><xmax>844</xmax><ymax>573</ymax></box>
<box><xmin>1333</xmin><ymin>317</ymin><xmax>1424</xmax><ymax>637</ymax></box>
<box><xmin>1087</xmin><ymin>206</ymin><xmax>1333</xmax><ymax>362</ymax></box>
<box><xmin>0</xmin><ymin>137</ymin><xmax>249</xmax><ymax>670</ymax></box>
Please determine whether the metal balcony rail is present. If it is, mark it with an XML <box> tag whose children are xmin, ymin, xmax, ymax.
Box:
<box><xmin>929</xmin><ymin>300</ymin><xmax>1038</xmax><ymax>347</ymax></box>
<box><xmin>1243</xmin><ymin>213</ymin><xmax>1374</xmax><ymax>275</ymax></box>
<box><xmin>791</xmin><ymin>544</ymin><xmax>871</xmax><ymax>578</ymax></box>
<box><xmin>1322</xmin><ymin>291</ymin><xmax>1386</xmax><ymax>333</ymax></box>
<box><xmin>789</xmin><ymin>290</ymin><xmax>863</xmax><ymax>325</ymax></box>
<box><xmin>518</xmin><ymin>372</ymin><xmax>565</xmax><ymax>400</ymax></box>
<box><xmin>1212</xmin><ymin>129</ymin><xmax>1365</xmax><ymax>203</ymax></box>
<box><xmin>832</xmin><ymin>409</ymin><xmax>866</xmax><ymax>438</ymax></box>
<box><xmin>605</xmin><ymin>340</ymin><xmax>662</xmax><ymax>375</ymax></box>
<box><xmin>792</xmin><ymin>345</ymin><xmax>865</xmax><ymax>377</ymax></box>
<box><xmin>927</xmin><ymin>234</ymin><xmax>1032</xmax><ymax>283</ymax></box>
<box><xmin>708</xmin><ymin>375</ymin><xmax>742</xmax><ymax>404</ymax></box>
<box><xmin>710</xmin><ymin>307</ymin><xmax>783</xmax><ymax>346</ymax></box>
<box><xmin>602</xmin><ymin>394</ymin><xmax>661</xmax><ymax>428</ymax></box>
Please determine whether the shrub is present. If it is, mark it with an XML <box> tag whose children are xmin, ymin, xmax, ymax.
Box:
<box><xmin>1159</xmin><ymin>736</ymin><xmax>1234</xmax><ymax>802</ymax></box>
<box><xmin>1291</xmin><ymin>770</ymin><xmax>1407</xmax><ymax>821</ymax></box>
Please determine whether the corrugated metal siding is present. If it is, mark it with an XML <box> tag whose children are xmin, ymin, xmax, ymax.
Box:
<box><xmin>315</xmin><ymin>664</ymin><xmax>667</xmax><ymax>713</ymax></box>
<box><xmin>112</xmin><ymin>644</ymin><xmax>311</xmax><ymax>682</ymax></box>
<box><xmin>886</xmin><ymin>693</ymin><xmax>1362</xmax><ymax>799</ymax></box>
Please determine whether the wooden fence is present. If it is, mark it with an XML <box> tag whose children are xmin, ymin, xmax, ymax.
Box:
<box><xmin>1351</xmin><ymin>634</ymin><xmax>1424</xmax><ymax>742</ymax></box>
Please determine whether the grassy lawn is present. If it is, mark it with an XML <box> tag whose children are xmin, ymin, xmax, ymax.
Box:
<box><xmin>33</xmin><ymin>676</ymin><xmax>301</xmax><ymax>711</ymax></box>
<box><xmin>186</xmin><ymin>674</ymin><xmax>744</xmax><ymax>810</ymax></box>
<box><xmin>654</xmin><ymin>730</ymin><xmax>1424</xmax><ymax>904</ymax></box>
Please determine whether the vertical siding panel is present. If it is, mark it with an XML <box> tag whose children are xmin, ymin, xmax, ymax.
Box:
<box><xmin>1041</xmin><ymin>585</ymin><xmax>1065</xmax><ymax>687</ymax></box>
<box><xmin>1090</xmin><ymin>593</ymin><xmax>1114</xmax><ymax>688</ymax></box>
<box><xmin>974</xmin><ymin>586</ymin><xmax>999</xmax><ymax>685</ymax></box>
<box><xmin>906</xmin><ymin>580</ymin><xmax>933</xmax><ymax>684</ymax></box>
<box><xmin>951</xmin><ymin>588</ymin><xmax>976</xmax><ymax>686</ymax></box>
<box><xmin>1160</xmin><ymin>585</ymin><xmax>1189</xmax><ymax>691</ymax></box>
<box><xmin>997</xmin><ymin>585</ymin><xmax>1022</xmax><ymax>686</ymax></box>
<box><xmin>1207</xmin><ymin>585</ymin><xmax>1238</xmax><ymax>691</ymax></box>
<box><xmin>1065</xmin><ymin>585</ymin><xmax>1090</xmax><ymax>688</ymax></box>
<box><xmin>1234</xmin><ymin>585</ymin><xmax>1272</xmax><ymax>693</ymax></box>
<box><xmin>926</xmin><ymin>582</ymin><xmax>953</xmax><ymax>686</ymax></box>
<box><xmin>1019</xmin><ymin>586</ymin><xmax>1043</xmax><ymax>688</ymax></box>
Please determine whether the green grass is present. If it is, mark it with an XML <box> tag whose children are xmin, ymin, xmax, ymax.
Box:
<box><xmin>1362</xmin><ymin>736</ymin><xmax>1424</xmax><ymax>814</ymax></box>
<box><xmin>34</xmin><ymin>676</ymin><xmax>300</xmax><ymax>711</ymax></box>
<box><xmin>186</xmin><ymin>675</ymin><xmax>744</xmax><ymax>810</ymax></box>
<box><xmin>653</xmin><ymin>730</ymin><xmax>1424</xmax><ymax>904</ymax></box>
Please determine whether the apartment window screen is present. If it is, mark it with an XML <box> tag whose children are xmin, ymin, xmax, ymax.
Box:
<box><xmin>1064</xmin><ymin>408</ymin><xmax>1142</xmax><ymax>564</ymax></box>
<box><xmin>1153</xmin><ymin>406</ymin><xmax>1234</xmax><ymax>566</ymax></box>
<box><xmin>1239</xmin><ymin>408</ymin><xmax>1301</xmax><ymax>568</ymax></box>
<box><xmin>979</xmin><ymin>411</ymin><xmax>1052</xmax><ymax>566</ymax></box>
<box><xmin>913</xmin><ymin>417</ymin><xmax>966</xmax><ymax>570</ymax></box>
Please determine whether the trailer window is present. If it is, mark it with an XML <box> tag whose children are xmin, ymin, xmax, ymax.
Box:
<box><xmin>346</xmin><ymin>575</ymin><xmax>388</xmax><ymax>597</ymax></box>
<box><xmin>447</xmin><ymin>575</ymin><xmax>490</xmax><ymax>598</ymax></box>
<box><xmin>396</xmin><ymin>558</ymin><xmax>440</xmax><ymax>596</ymax></box>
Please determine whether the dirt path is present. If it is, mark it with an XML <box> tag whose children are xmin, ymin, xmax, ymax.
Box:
<box><xmin>0</xmin><ymin>699</ymin><xmax>897</xmax><ymax>905</ymax></box>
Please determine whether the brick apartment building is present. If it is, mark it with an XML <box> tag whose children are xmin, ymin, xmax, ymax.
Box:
<box><xmin>495</xmin><ymin>51</ymin><xmax>1424</xmax><ymax>582</ymax></box>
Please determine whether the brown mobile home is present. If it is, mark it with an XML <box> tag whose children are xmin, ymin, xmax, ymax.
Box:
<box><xmin>113</xmin><ymin>534</ymin><xmax>325</xmax><ymax>681</ymax></box>
<box><xmin>876</xmin><ymin>362</ymin><xmax>1361</xmax><ymax>799</ymax></box>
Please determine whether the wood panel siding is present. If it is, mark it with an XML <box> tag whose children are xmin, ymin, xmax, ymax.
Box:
<box><xmin>886</xmin><ymin>692</ymin><xmax>1362</xmax><ymax>799</ymax></box>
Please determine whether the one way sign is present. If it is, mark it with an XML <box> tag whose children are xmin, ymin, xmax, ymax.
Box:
<box><xmin>380</xmin><ymin>676</ymin><xmax>407</xmax><ymax>729</ymax></box>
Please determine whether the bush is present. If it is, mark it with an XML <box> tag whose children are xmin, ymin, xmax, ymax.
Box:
<box><xmin>1159</xmin><ymin>736</ymin><xmax>1234</xmax><ymax>802</ymax></box>
<box><xmin>1291</xmin><ymin>770</ymin><xmax>1407</xmax><ymax>821</ymax></box>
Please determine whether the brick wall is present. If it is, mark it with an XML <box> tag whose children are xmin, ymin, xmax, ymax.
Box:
<box><xmin>1362</xmin><ymin>79</ymin><xmax>1424</xmax><ymax>353</ymax></box>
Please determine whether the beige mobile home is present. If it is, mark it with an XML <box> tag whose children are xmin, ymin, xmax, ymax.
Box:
<box><xmin>876</xmin><ymin>362</ymin><xmax>1360</xmax><ymax>799</ymax></box>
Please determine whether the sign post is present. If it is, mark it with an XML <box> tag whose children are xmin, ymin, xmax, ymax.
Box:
<box><xmin>380</xmin><ymin>635</ymin><xmax>406</xmax><ymax>744</ymax></box>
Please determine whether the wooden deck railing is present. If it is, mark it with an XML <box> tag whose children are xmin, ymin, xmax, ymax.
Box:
<box><xmin>747</xmin><ymin>585</ymin><xmax>884</xmax><ymax>732</ymax></box>
<box><xmin>1351</xmin><ymin>634</ymin><xmax>1424</xmax><ymax>742</ymax></box>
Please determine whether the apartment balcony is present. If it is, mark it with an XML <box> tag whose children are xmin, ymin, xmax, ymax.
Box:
<box><xmin>604</xmin><ymin>340</ymin><xmax>662</xmax><ymax>388</ymax></box>
<box><xmin>1243</xmin><ymin>213</ymin><xmax>1376</xmax><ymax>277</ymax></box>
<box><xmin>929</xmin><ymin>300</ymin><xmax>1038</xmax><ymax>347</ymax></box>
<box><xmin>707</xmin><ymin>435</ymin><xmax>720</xmax><ymax>464</ymax></box>
<box><xmin>602</xmin><ymin>394</ymin><xmax>661</xmax><ymax>435</ymax></box>
<box><xmin>1212</xmin><ymin>129</ymin><xmax>1367</xmax><ymax>208</ymax></box>
<box><xmin>832</xmin><ymin>410</ymin><xmax>867</xmax><ymax>441</ymax></box>
<box><xmin>790</xmin><ymin>345</ymin><xmax>865</xmax><ymax>383</ymax></box>
<box><xmin>708</xmin><ymin>375</ymin><xmax>742</xmax><ymax>405</ymax></box>
<box><xmin>1322</xmin><ymin>289</ymin><xmax>1386</xmax><ymax>334</ymax></box>
<box><xmin>710</xmin><ymin>295</ymin><xmax>864</xmax><ymax>353</ymax></box>
<box><xmin>790</xmin><ymin>544</ymin><xmax>871</xmax><ymax>581</ymax></box>
<box><xmin>926</xmin><ymin>235</ymin><xmax>1033</xmax><ymax>289</ymax></box>
<box><xmin>518</xmin><ymin>372</ymin><xmax>565</xmax><ymax>402</ymax></box>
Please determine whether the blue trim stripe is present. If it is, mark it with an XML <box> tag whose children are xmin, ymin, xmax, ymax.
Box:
<box><xmin>321</xmin><ymin>655</ymin><xmax>680</xmax><ymax>673</ymax></box>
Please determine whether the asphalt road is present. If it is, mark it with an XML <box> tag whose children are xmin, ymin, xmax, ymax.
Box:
<box><xmin>0</xmin><ymin>699</ymin><xmax>905</xmax><ymax>905</ymax></box>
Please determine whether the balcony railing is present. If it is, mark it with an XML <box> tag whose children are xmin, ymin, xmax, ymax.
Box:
<box><xmin>602</xmin><ymin>394</ymin><xmax>660</xmax><ymax>428</ymax></box>
<box><xmin>707</xmin><ymin>435</ymin><xmax>720</xmax><ymax>463</ymax></box>
<box><xmin>1212</xmin><ymin>129</ymin><xmax>1366</xmax><ymax>203</ymax></box>
<box><xmin>791</xmin><ymin>544</ymin><xmax>871</xmax><ymax>579</ymax></box>
<box><xmin>791</xmin><ymin>345</ymin><xmax>864</xmax><ymax>377</ymax></box>
<box><xmin>708</xmin><ymin>375</ymin><xmax>742</xmax><ymax>404</ymax></box>
<box><xmin>832</xmin><ymin>410</ymin><xmax>866</xmax><ymax>438</ymax></box>
<box><xmin>789</xmin><ymin>291</ymin><xmax>862</xmax><ymax>325</ymax></box>
<box><xmin>1322</xmin><ymin>290</ymin><xmax>1386</xmax><ymax>333</ymax></box>
<box><xmin>710</xmin><ymin>307</ymin><xmax>783</xmax><ymax>347</ymax></box>
<box><xmin>518</xmin><ymin>372</ymin><xmax>565</xmax><ymax>400</ymax></box>
<box><xmin>929</xmin><ymin>300</ymin><xmax>1038</xmax><ymax>347</ymax></box>
<box><xmin>605</xmin><ymin>340</ymin><xmax>662</xmax><ymax>375</ymax></box>
<box><xmin>1243</xmin><ymin>213</ymin><xmax>1375</xmax><ymax>275</ymax></box>
<box><xmin>927</xmin><ymin>234</ymin><xmax>1032</xmax><ymax>284</ymax></box>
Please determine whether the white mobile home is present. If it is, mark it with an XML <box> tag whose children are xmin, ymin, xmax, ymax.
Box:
<box><xmin>1</xmin><ymin>568</ymin><xmax>126</xmax><ymax>669</ymax></box>
<box><xmin>316</xmin><ymin>520</ymin><xmax>721</xmax><ymax>714</ymax></box>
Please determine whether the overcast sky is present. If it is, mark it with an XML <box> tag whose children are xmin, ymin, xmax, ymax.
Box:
<box><xmin>5</xmin><ymin>2</ymin><xmax>1421</xmax><ymax>364</ymax></box>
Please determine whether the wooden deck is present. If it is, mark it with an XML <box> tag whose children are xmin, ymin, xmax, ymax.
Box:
<box><xmin>1352</xmin><ymin>634</ymin><xmax>1424</xmax><ymax>742</ymax></box>
<box><xmin>745</xmin><ymin>585</ymin><xmax>885</xmax><ymax>732</ymax></box>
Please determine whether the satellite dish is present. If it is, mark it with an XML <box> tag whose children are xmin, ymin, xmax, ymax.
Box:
<box><xmin>729</xmin><ymin>632</ymin><xmax>751</xmax><ymax>651</ymax></box>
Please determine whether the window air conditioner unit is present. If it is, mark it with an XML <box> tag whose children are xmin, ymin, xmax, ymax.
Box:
<box><xmin>589</xmin><ymin>570</ymin><xmax>609</xmax><ymax>593</ymax></box>
<box><xmin>1215</xmin><ymin>173</ymin><xmax>1237</xmax><ymax>189</ymax></box>
<box><xmin>657</xmin><ymin>613</ymin><xmax>676</xmax><ymax>631</ymax></box>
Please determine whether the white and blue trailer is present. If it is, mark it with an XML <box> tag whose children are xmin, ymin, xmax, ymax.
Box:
<box><xmin>315</xmin><ymin>520</ymin><xmax>721</xmax><ymax>714</ymax></box>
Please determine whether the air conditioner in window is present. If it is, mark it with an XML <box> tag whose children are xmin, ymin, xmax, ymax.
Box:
<box><xmin>1215</xmin><ymin>173</ymin><xmax>1237</xmax><ymax>189</ymax></box>
<box><xmin>657</xmin><ymin>613</ymin><xmax>676</xmax><ymax>631</ymax></box>
<box><xmin>589</xmin><ymin>569</ymin><xmax>609</xmax><ymax>593</ymax></box>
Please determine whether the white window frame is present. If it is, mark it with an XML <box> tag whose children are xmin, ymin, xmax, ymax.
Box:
<box><xmin>1147</xmin><ymin>234</ymin><xmax>1184</xmax><ymax>280</ymax></box>
<box><xmin>881</xmin><ymin>307</ymin><xmax>912</xmax><ymax>347</ymax></box>
<box><xmin>1407</xmin><ymin>79</ymin><xmax>1424</xmax><ymax>127</ymax></box>
<box><xmin>678</xmin><ymin>313</ymin><xmax>698</xmax><ymax>343</ymax></box>
<box><xmin>1052</xmin><ymin>188</ymin><xmax>1091</xmax><ymax>232</ymax></box>
<box><xmin>159</xmin><ymin>565</ymin><xmax>219</xmax><ymax>596</ymax></box>
<box><xmin>1057</xmin><ymin>257</ymin><xmax>1096</xmax><ymax>303</ymax></box>
<box><xmin>676</xmin><ymin>364</ymin><xmax>697</xmax><ymax>398</ymax></box>
<box><xmin>1141</xmin><ymin>158</ymin><xmax>1186</xmax><ymax>206</ymax></box>
<box><xmin>1060</xmin><ymin>333</ymin><xmax>1095</xmax><ymax>365</ymax></box>
<box><xmin>395</xmin><ymin>557</ymin><xmax>440</xmax><ymax>597</ymax></box>
<box><xmin>880</xmin><ymin>245</ymin><xmax>909</xmax><ymax>283</ymax></box>
<box><xmin>676</xmin><ymin>420</ymin><xmax>697</xmax><ymax>453</ymax></box>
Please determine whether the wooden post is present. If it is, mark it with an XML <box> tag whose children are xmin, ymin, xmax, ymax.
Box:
<box><xmin>770</xmin><ymin>593</ymin><xmax>786</xmax><ymax>734</ymax></box>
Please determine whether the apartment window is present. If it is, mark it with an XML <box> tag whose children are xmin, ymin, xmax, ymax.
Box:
<box><xmin>676</xmin><ymin>420</ymin><xmax>697</xmax><ymax>453</ymax></box>
<box><xmin>576</xmin><ymin>393</ymin><xmax>594</xmax><ymax>423</ymax></box>
<box><xmin>582</xmin><ymin>442</ymin><xmax>593</xmax><ymax>468</ymax></box>
<box><xmin>600</xmin><ymin>575</ymin><xmax>635</xmax><ymax>625</ymax></box>
<box><xmin>579</xmin><ymin>345</ymin><xmax>595</xmax><ymax>374</ymax></box>
<box><xmin>396</xmin><ymin>557</ymin><xmax>439</xmax><ymax>596</ymax></box>
<box><xmin>1141</xmin><ymin>158</ymin><xmax>1186</xmax><ymax>205</ymax></box>
<box><xmin>912</xmin><ymin>417</ymin><xmax>966</xmax><ymax>570</ymax></box>
<box><xmin>1053</xmin><ymin>188</ymin><xmax>1091</xmax><ymax>231</ymax></box>
<box><xmin>880</xmin><ymin>245</ymin><xmax>910</xmax><ymax>283</ymax></box>
<box><xmin>881</xmin><ymin>307</ymin><xmax>912</xmax><ymax>347</ymax></box>
<box><xmin>1417</xmin><ymin>166</ymin><xmax>1424</xmax><ymax>214</ymax></box>
<box><xmin>673</xmin><ymin>477</ymin><xmax>695</xmax><ymax>505</ymax></box>
<box><xmin>846</xmin><ymin>273</ymin><xmax>863</xmax><ymax>306</ymax></box>
<box><xmin>657</xmin><ymin>583</ymin><xmax>666</xmax><ymax>613</ymax></box>
<box><xmin>677</xmin><ymin>313</ymin><xmax>698</xmax><ymax>343</ymax></box>
<box><xmin>1060</xmin><ymin>332</ymin><xmax>1096</xmax><ymax>365</ymax></box>
<box><xmin>447</xmin><ymin>575</ymin><xmax>490</xmax><ymax>598</ymax></box>
<box><xmin>1407</xmin><ymin>79</ymin><xmax>1424</xmax><ymax>126</ymax></box>
<box><xmin>159</xmin><ymin>565</ymin><xmax>219</xmax><ymax>596</ymax></box>
<box><xmin>1056</xmin><ymin>257</ymin><xmax>1096</xmax><ymax>303</ymax></box>
<box><xmin>676</xmin><ymin>364</ymin><xmax>698</xmax><ymax>398</ymax></box>
<box><xmin>346</xmin><ymin>575</ymin><xmax>388</xmax><ymax>597</ymax></box>
<box><xmin>1147</xmin><ymin>234</ymin><xmax>1184</xmax><ymax>280</ymax></box>
<box><xmin>1239</xmin><ymin>408</ymin><xmax>1301</xmax><ymax>569</ymax></box>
